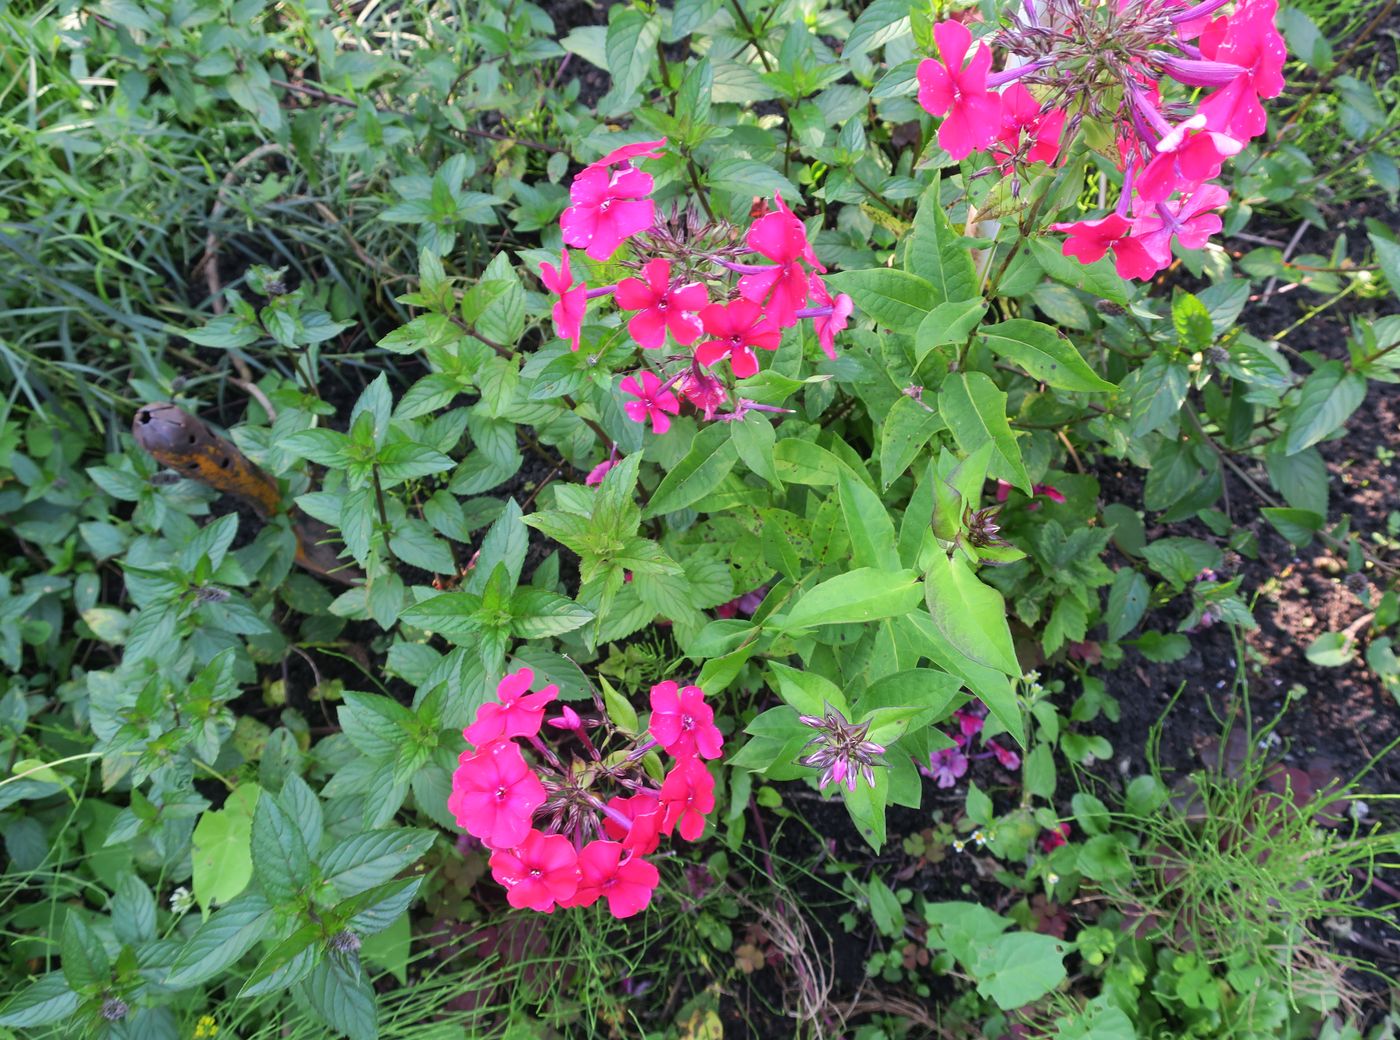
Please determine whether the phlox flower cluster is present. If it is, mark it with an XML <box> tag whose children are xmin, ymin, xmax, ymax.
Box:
<box><xmin>915</xmin><ymin>0</ymin><xmax>1285</xmax><ymax>280</ymax></box>
<box><xmin>539</xmin><ymin>138</ymin><xmax>854</xmax><ymax>442</ymax></box>
<box><xmin>919</xmin><ymin>704</ymin><xmax>1021</xmax><ymax>789</ymax></box>
<box><xmin>448</xmin><ymin>667</ymin><xmax>723</xmax><ymax>918</ymax></box>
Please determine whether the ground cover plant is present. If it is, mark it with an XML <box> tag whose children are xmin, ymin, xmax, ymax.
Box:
<box><xmin>1</xmin><ymin>0</ymin><xmax>1399</xmax><ymax>1037</ymax></box>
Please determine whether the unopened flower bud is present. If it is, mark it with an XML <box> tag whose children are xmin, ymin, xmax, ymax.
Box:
<box><xmin>102</xmin><ymin>998</ymin><xmax>130</xmax><ymax>1022</ymax></box>
<box><xmin>329</xmin><ymin>930</ymin><xmax>361</xmax><ymax>953</ymax></box>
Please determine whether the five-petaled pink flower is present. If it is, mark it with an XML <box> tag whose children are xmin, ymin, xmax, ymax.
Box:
<box><xmin>923</xmin><ymin>745</ymin><xmax>969</xmax><ymax>788</ymax></box>
<box><xmin>1135</xmin><ymin>114</ymin><xmax>1243</xmax><ymax>204</ymax></box>
<box><xmin>571</xmin><ymin>840</ymin><xmax>661</xmax><ymax>919</ymax></box>
<box><xmin>916</xmin><ymin>20</ymin><xmax>1003</xmax><ymax>160</ymax></box>
<box><xmin>659</xmin><ymin>756</ymin><xmax>715</xmax><ymax>841</ymax></box>
<box><xmin>620</xmin><ymin>370</ymin><xmax>680</xmax><ymax>434</ymax></box>
<box><xmin>614</xmin><ymin>258</ymin><xmax>708</xmax><ymax>348</ymax></box>
<box><xmin>648</xmin><ymin>681</ymin><xmax>724</xmax><ymax>760</ymax></box>
<box><xmin>695</xmin><ymin>299</ymin><xmax>781</xmax><ymax>379</ymax></box>
<box><xmin>737</xmin><ymin>195</ymin><xmax>825</xmax><ymax>329</ymax></box>
<box><xmin>676</xmin><ymin>369</ymin><xmax>728</xmax><ymax>420</ymax></box>
<box><xmin>449</xmin><ymin>740</ymin><xmax>547</xmax><ymax>849</ymax></box>
<box><xmin>464</xmin><ymin>667</ymin><xmax>559</xmax><ymax>746</ymax></box>
<box><xmin>602</xmin><ymin>793</ymin><xmax>665</xmax><ymax>855</ymax></box>
<box><xmin>993</xmin><ymin>83</ymin><xmax>1066</xmax><ymax>169</ymax></box>
<box><xmin>560</xmin><ymin>138</ymin><xmax>664</xmax><ymax>261</ymax></box>
<box><xmin>489</xmin><ymin>828</ymin><xmax>580</xmax><ymax>912</ymax></box>
<box><xmin>538</xmin><ymin>250</ymin><xmax>586</xmax><ymax>352</ymax></box>
<box><xmin>1197</xmin><ymin>0</ymin><xmax>1286</xmax><ymax>141</ymax></box>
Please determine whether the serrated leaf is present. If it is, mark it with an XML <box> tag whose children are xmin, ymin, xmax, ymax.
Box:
<box><xmin>165</xmin><ymin>891</ymin><xmax>274</xmax><ymax>989</ymax></box>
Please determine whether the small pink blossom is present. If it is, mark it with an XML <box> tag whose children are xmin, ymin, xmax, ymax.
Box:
<box><xmin>695</xmin><ymin>299</ymin><xmax>781</xmax><ymax>379</ymax></box>
<box><xmin>1135</xmin><ymin>115</ymin><xmax>1243</xmax><ymax>203</ymax></box>
<box><xmin>561</xmin><ymin>166</ymin><xmax>656</xmax><ymax>261</ymax></box>
<box><xmin>659</xmin><ymin>756</ymin><xmax>715</xmax><ymax>841</ymax></box>
<box><xmin>538</xmin><ymin>251</ymin><xmax>586</xmax><ymax>351</ymax></box>
<box><xmin>986</xmin><ymin>739</ymin><xmax>1021</xmax><ymax>771</ymax></box>
<box><xmin>676</xmin><ymin>369</ymin><xmax>728</xmax><ymax>420</ymax></box>
<box><xmin>585</xmin><ymin>457</ymin><xmax>618</xmax><ymax>486</ymax></box>
<box><xmin>448</xmin><ymin>740</ymin><xmax>547</xmax><ymax>849</ymax></box>
<box><xmin>737</xmin><ymin>195</ymin><xmax>825</xmax><ymax>329</ymax></box>
<box><xmin>994</xmin><ymin>83</ymin><xmax>1066</xmax><ymax>168</ymax></box>
<box><xmin>1039</xmin><ymin>822</ymin><xmax>1071</xmax><ymax>853</ymax></box>
<box><xmin>620</xmin><ymin>371</ymin><xmax>680</xmax><ymax>434</ymax></box>
<box><xmin>806</xmin><ymin>275</ymin><xmax>853</xmax><ymax>360</ymax></box>
<box><xmin>916</xmin><ymin>21</ymin><xmax>1003</xmax><ymax>160</ymax></box>
<box><xmin>922</xmin><ymin>745</ymin><xmax>968</xmax><ymax>788</ymax></box>
<box><xmin>614</xmin><ymin>258</ymin><xmax>707</xmax><ymax>349</ymax></box>
<box><xmin>489</xmin><ymin>829</ymin><xmax>580</xmax><ymax>912</ymax></box>
<box><xmin>602</xmin><ymin>793</ymin><xmax>664</xmax><ymax>856</ymax></box>
<box><xmin>648</xmin><ymin>681</ymin><xmax>724</xmax><ymax>760</ymax></box>
<box><xmin>464</xmin><ymin>668</ymin><xmax>559</xmax><ymax>745</ymax></box>
<box><xmin>571</xmin><ymin>840</ymin><xmax>660</xmax><ymax>919</ymax></box>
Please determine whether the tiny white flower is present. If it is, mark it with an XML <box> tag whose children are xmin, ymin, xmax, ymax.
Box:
<box><xmin>1046</xmin><ymin>872</ymin><xmax>1060</xmax><ymax>886</ymax></box>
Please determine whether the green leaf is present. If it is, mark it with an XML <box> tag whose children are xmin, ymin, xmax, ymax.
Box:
<box><xmin>976</xmin><ymin>933</ymin><xmax>1068</xmax><ymax>1010</ymax></box>
<box><xmin>1028</xmin><ymin>237</ymin><xmax>1130</xmax><ymax>304</ymax></box>
<box><xmin>1369</xmin><ymin>231</ymin><xmax>1400</xmax><ymax>301</ymax></box>
<box><xmin>768</xmin><ymin>661</ymin><xmax>849</xmax><ymax>716</ymax></box>
<box><xmin>1262</xmin><ymin>507</ymin><xmax>1325</xmax><ymax>547</ymax></box>
<box><xmin>773</xmin><ymin>438</ymin><xmax>844</xmax><ymax>485</ymax></box>
<box><xmin>1127</xmin><ymin>356</ymin><xmax>1189</xmax><ymax>437</ymax></box>
<box><xmin>165</xmin><ymin>891</ymin><xmax>274</xmax><ymax>989</ymax></box>
<box><xmin>978</xmin><ymin>319</ymin><xmax>1115</xmax><ymax>392</ymax></box>
<box><xmin>779</xmin><ymin>568</ymin><xmax>922</xmax><ymax>630</ymax></box>
<box><xmin>879</xmin><ymin>396</ymin><xmax>946</xmax><ymax>489</ymax></box>
<box><xmin>111</xmin><ymin>874</ymin><xmax>157</xmax><ymax>945</ymax></box>
<box><xmin>320</xmin><ymin>829</ymin><xmax>437</xmax><ymax>899</ymax></box>
<box><xmin>240</xmin><ymin>923</ymin><xmax>322</xmax><ymax>997</ymax></box>
<box><xmin>938</xmin><ymin>372</ymin><xmax>1030</xmax><ymax>492</ymax></box>
<box><xmin>0</xmin><ymin>973</ymin><xmax>79</xmax><ymax>1027</ymax></box>
<box><xmin>59</xmin><ymin>913</ymin><xmax>108</xmax><ymax>990</ymax></box>
<box><xmin>643</xmin><ymin>423</ymin><xmax>737</xmax><ymax>518</ymax></box>
<box><xmin>598</xmin><ymin>674</ymin><xmax>640</xmax><ymax>734</ymax></box>
<box><xmin>906</xmin><ymin>178</ymin><xmax>978</xmax><ymax>304</ymax></box>
<box><xmin>706</xmin><ymin>158</ymin><xmax>800</xmax><ymax>204</ymax></box>
<box><xmin>600</xmin><ymin>7</ymin><xmax>660</xmax><ymax>114</ymax></box>
<box><xmin>845</xmin><ymin>0</ymin><xmax>911</xmax><ymax>53</ymax></box>
<box><xmin>510</xmin><ymin>587</ymin><xmax>594</xmax><ymax>637</ymax></box>
<box><xmin>1305</xmin><ymin>631</ymin><xmax>1355</xmax><ymax>667</ymax></box>
<box><xmin>298</xmin><ymin>955</ymin><xmax>378</xmax><ymax>1040</ymax></box>
<box><xmin>1105</xmin><ymin>570</ymin><xmax>1150</xmax><ymax>641</ymax></box>
<box><xmin>1265</xmin><ymin>445</ymin><xmax>1329</xmax><ymax>516</ymax></box>
<box><xmin>1284</xmin><ymin>361</ymin><xmax>1366</xmax><ymax>454</ymax></box>
<box><xmin>914</xmin><ymin>298</ymin><xmax>987</xmax><ymax>364</ymax></box>
<box><xmin>841</xmin><ymin>765</ymin><xmax>889</xmax><ymax>850</ymax></box>
<box><xmin>825</xmin><ymin>268</ymin><xmax>935</xmax><ymax>333</ymax></box>
<box><xmin>251</xmin><ymin>786</ymin><xmax>312</xmax><ymax>904</ymax></box>
<box><xmin>923</xmin><ymin>552</ymin><xmax>1021</xmax><ymax>678</ymax></box>
<box><xmin>732</xmin><ymin>413</ymin><xmax>781</xmax><ymax>488</ymax></box>
<box><xmin>839</xmin><ymin>470</ymin><xmax>900</xmax><ymax>570</ymax></box>
<box><xmin>192</xmin><ymin>783</ymin><xmax>259</xmax><ymax>910</ymax></box>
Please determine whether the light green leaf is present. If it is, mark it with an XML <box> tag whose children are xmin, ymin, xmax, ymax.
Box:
<box><xmin>644</xmin><ymin>423</ymin><xmax>737</xmax><ymax>518</ymax></box>
<box><xmin>978</xmin><ymin>319</ymin><xmax>1115</xmax><ymax>392</ymax></box>
<box><xmin>879</xmin><ymin>395</ymin><xmax>945</xmax><ymax>489</ymax></box>
<box><xmin>976</xmin><ymin>933</ymin><xmax>1068</xmax><ymax>1010</ymax></box>
<box><xmin>192</xmin><ymin>783</ymin><xmax>259</xmax><ymax>910</ymax></box>
<box><xmin>839</xmin><ymin>469</ymin><xmax>900</xmax><ymax>570</ymax></box>
<box><xmin>923</xmin><ymin>552</ymin><xmax>1021</xmax><ymax>678</ymax></box>
<box><xmin>1284</xmin><ymin>361</ymin><xmax>1366</xmax><ymax>454</ymax></box>
<box><xmin>906</xmin><ymin>178</ymin><xmax>977</xmax><ymax>304</ymax></box>
<box><xmin>938</xmin><ymin>372</ymin><xmax>1030</xmax><ymax>492</ymax></box>
<box><xmin>780</xmin><ymin>568</ymin><xmax>922</xmax><ymax>630</ymax></box>
<box><xmin>825</xmin><ymin>268</ymin><xmax>935</xmax><ymax>334</ymax></box>
<box><xmin>914</xmin><ymin>298</ymin><xmax>986</xmax><ymax>364</ymax></box>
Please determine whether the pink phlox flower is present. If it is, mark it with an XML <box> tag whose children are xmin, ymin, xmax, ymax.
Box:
<box><xmin>488</xmin><ymin>828</ymin><xmax>580</xmax><ymax>912</ymax></box>
<box><xmin>614</xmin><ymin>258</ymin><xmax>707</xmax><ymax>349</ymax></box>
<box><xmin>538</xmin><ymin>250</ymin><xmax>586</xmax><ymax>351</ymax></box>
<box><xmin>571</xmin><ymin>840</ymin><xmax>660</xmax><ymax>919</ymax></box>
<box><xmin>448</xmin><ymin>739</ymin><xmax>547</xmax><ymax>849</ymax></box>
<box><xmin>659</xmin><ymin>756</ymin><xmax>715</xmax><ymax>841</ymax></box>
<box><xmin>1135</xmin><ymin>115</ymin><xmax>1243</xmax><ymax>204</ymax></box>
<box><xmin>620</xmin><ymin>370</ymin><xmax>681</xmax><ymax>434</ymax></box>
<box><xmin>695</xmin><ymin>299</ymin><xmax>782</xmax><ymax>379</ymax></box>
<box><xmin>561</xmin><ymin>165</ymin><xmax>657</xmax><ymax>261</ymax></box>
<box><xmin>648</xmin><ymin>681</ymin><xmax>724</xmax><ymax>760</ymax></box>
<box><xmin>922</xmin><ymin>744</ymin><xmax>969</xmax><ymax>788</ymax></box>
<box><xmin>676</xmin><ymin>368</ymin><xmax>729</xmax><ymax>420</ymax></box>
<box><xmin>1052</xmin><ymin>213</ymin><xmax>1134</xmax><ymax>267</ymax></box>
<box><xmin>585</xmin><ymin>456</ymin><xmax>618</xmax><ymax>486</ymax></box>
<box><xmin>546</xmin><ymin>704</ymin><xmax>584</xmax><ymax>731</ymax></box>
<box><xmin>1198</xmin><ymin>2</ymin><xmax>1284</xmax><ymax>140</ymax></box>
<box><xmin>464</xmin><ymin>667</ymin><xmax>560</xmax><ymax>745</ymax></box>
<box><xmin>1116</xmin><ymin>183</ymin><xmax>1229</xmax><ymax>279</ymax></box>
<box><xmin>806</xmin><ymin>275</ymin><xmax>853</xmax><ymax>360</ymax></box>
<box><xmin>1039</xmin><ymin>822</ymin><xmax>1071</xmax><ymax>853</ymax></box>
<box><xmin>993</xmin><ymin>84</ymin><xmax>1066</xmax><ymax>169</ymax></box>
<box><xmin>737</xmin><ymin>194</ymin><xmax>824</xmax><ymax>328</ymax></box>
<box><xmin>716</xmin><ymin>584</ymin><xmax>768</xmax><ymax>619</ymax></box>
<box><xmin>602</xmin><ymin>792</ymin><xmax>664</xmax><ymax>855</ymax></box>
<box><xmin>954</xmin><ymin>707</ymin><xmax>985</xmax><ymax>740</ymax></box>
<box><xmin>916</xmin><ymin>20</ymin><xmax>1003</xmax><ymax>160</ymax></box>
<box><xmin>986</xmin><ymin>739</ymin><xmax>1021</xmax><ymax>771</ymax></box>
<box><xmin>1026</xmin><ymin>482</ymin><xmax>1067</xmax><ymax>511</ymax></box>
<box><xmin>593</xmin><ymin>137</ymin><xmax>667</xmax><ymax>168</ymax></box>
